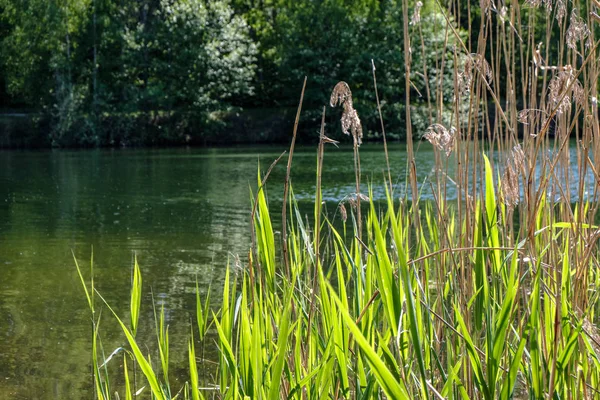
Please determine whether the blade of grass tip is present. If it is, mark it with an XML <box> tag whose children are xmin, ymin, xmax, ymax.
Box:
<box><xmin>250</xmin><ymin>152</ymin><xmax>285</xmax><ymax>285</ymax></box>
<box><xmin>73</xmin><ymin>250</ymin><xmax>93</xmax><ymax>313</ymax></box>
<box><xmin>95</xmin><ymin>291</ymin><xmax>165</xmax><ymax>399</ymax></box>
<box><xmin>483</xmin><ymin>154</ymin><xmax>501</xmax><ymax>273</ymax></box>
<box><xmin>90</xmin><ymin>247</ymin><xmax>95</xmax><ymax>314</ymax></box>
<box><xmin>130</xmin><ymin>255</ymin><xmax>142</xmax><ymax>337</ymax></box>
<box><xmin>90</xmin><ymin>246</ymin><xmax>94</xmax><ymax>313</ymax></box>
<box><xmin>196</xmin><ymin>279</ymin><xmax>205</xmax><ymax>341</ymax></box>
<box><xmin>327</xmin><ymin>282</ymin><xmax>410</xmax><ymax>399</ymax></box>
<box><xmin>158</xmin><ymin>304</ymin><xmax>169</xmax><ymax>386</ymax></box>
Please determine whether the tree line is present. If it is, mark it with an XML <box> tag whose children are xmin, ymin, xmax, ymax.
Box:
<box><xmin>0</xmin><ymin>0</ymin><xmax>460</xmax><ymax>147</ymax></box>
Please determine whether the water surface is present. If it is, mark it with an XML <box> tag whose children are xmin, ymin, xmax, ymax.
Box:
<box><xmin>0</xmin><ymin>142</ymin><xmax>590</xmax><ymax>398</ymax></box>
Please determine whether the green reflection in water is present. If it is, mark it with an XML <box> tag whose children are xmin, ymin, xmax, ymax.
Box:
<box><xmin>0</xmin><ymin>144</ymin><xmax>425</xmax><ymax>399</ymax></box>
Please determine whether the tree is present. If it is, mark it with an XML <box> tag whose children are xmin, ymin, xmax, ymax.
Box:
<box><xmin>155</xmin><ymin>0</ymin><xmax>257</xmax><ymax>111</ymax></box>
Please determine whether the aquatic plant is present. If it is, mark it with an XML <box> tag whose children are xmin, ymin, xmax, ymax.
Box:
<box><xmin>76</xmin><ymin>1</ymin><xmax>600</xmax><ymax>398</ymax></box>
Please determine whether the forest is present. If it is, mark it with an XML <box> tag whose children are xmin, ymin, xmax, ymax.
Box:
<box><xmin>0</xmin><ymin>0</ymin><xmax>472</xmax><ymax>147</ymax></box>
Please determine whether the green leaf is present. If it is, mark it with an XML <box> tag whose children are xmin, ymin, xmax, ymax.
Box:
<box><xmin>97</xmin><ymin>292</ymin><xmax>165</xmax><ymax>399</ymax></box>
<box><xmin>328</xmin><ymin>283</ymin><xmax>410</xmax><ymax>399</ymax></box>
<box><xmin>130</xmin><ymin>256</ymin><xmax>142</xmax><ymax>337</ymax></box>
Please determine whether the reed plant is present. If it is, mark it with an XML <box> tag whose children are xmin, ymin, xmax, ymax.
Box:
<box><xmin>77</xmin><ymin>0</ymin><xmax>600</xmax><ymax>398</ymax></box>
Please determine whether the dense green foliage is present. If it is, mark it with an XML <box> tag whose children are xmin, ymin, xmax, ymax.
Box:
<box><xmin>0</xmin><ymin>0</ymin><xmax>458</xmax><ymax>146</ymax></box>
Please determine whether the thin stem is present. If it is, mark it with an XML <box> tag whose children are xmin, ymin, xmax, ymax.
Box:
<box><xmin>282</xmin><ymin>77</ymin><xmax>307</xmax><ymax>277</ymax></box>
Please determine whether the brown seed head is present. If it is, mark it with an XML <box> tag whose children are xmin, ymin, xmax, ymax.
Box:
<box><xmin>555</xmin><ymin>0</ymin><xmax>566</xmax><ymax>20</ymax></box>
<box><xmin>424</xmin><ymin>123</ymin><xmax>456</xmax><ymax>156</ymax></box>
<box><xmin>330</xmin><ymin>81</ymin><xmax>352</xmax><ymax>108</ymax></box>
<box><xmin>339</xmin><ymin>203</ymin><xmax>347</xmax><ymax>223</ymax></box>
<box><xmin>525</xmin><ymin>0</ymin><xmax>542</xmax><ymax>7</ymax></box>
<box><xmin>501</xmin><ymin>163</ymin><xmax>520</xmax><ymax>208</ymax></box>
<box><xmin>410</xmin><ymin>1</ymin><xmax>423</xmax><ymax>25</ymax></box>
<box><xmin>548</xmin><ymin>68</ymin><xmax>583</xmax><ymax>115</ymax></box>
<box><xmin>330</xmin><ymin>81</ymin><xmax>363</xmax><ymax>145</ymax></box>
<box><xmin>510</xmin><ymin>145</ymin><xmax>526</xmax><ymax>172</ymax></box>
<box><xmin>566</xmin><ymin>9</ymin><xmax>590</xmax><ymax>49</ymax></box>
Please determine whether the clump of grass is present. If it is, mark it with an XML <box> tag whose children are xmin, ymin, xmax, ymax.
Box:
<box><xmin>77</xmin><ymin>0</ymin><xmax>600</xmax><ymax>398</ymax></box>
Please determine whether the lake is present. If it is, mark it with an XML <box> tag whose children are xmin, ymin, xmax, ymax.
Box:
<box><xmin>0</xmin><ymin>142</ymin><xmax>591</xmax><ymax>398</ymax></box>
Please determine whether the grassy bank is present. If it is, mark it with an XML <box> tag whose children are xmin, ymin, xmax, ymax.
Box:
<box><xmin>76</xmin><ymin>0</ymin><xmax>600</xmax><ymax>398</ymax></box>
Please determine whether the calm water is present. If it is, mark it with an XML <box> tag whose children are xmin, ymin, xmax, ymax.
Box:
<box><xmin>0</xmin><ymin>144</ymin><xmax>415</xmax><ymax>399</ymax></box>
<box><xmin>0</xmin><ymin>142</ymin><xmax>591</xmax><ymax>398</ymax></box>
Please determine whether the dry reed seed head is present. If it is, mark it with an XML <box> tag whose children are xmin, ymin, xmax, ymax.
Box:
<box><xmin>518</xmin><ymin>109</ymin><xmax>551</xmax><ymax>136</ymax></box>
<box><xmin>566</xmin><ymin>9</ymin><xmax>590</xmax><ymax>50</ymax></box>
<box><xmin>330</xmin><ymin>81</ymin><xmax>352</xmax><ymax>108</ymax></box>
<box><xmin>424</xmin><ymin>123</ymin><xmax>456</xmax><ymax>156</ymax></box>
<box><xmin>543</xmin><ymin>0</ymin><xmax>552</xmax><ymax>14</ymax></box>
<box><xmin>510</xmin><ymin>144</ymin><xmax>526</xmax><ymax>171</ymax></box>
<box><xmin>339</xmin><ymin>203</ymin><xmax>347</xmax><ymax>223</ymax></box>
<box><xmin>330</xmin><ymin>81</ymin><xmax>363</xmax><ymax>145</ymax></box>
<box><xmin>555</xmin><ymin>0</ymin><xmax>566</xmax><ymax>21</ymax></box>
<box><xmin>548</xmin><ymin>68</ymin><xmax>584</xmax><ymax>115</ymax></box>
<box><xmin>572</xmin><ymin>78</ymin><xmax>585</xmax><ymax>105</ymax></box>
<box><xmin>347</xmin><ymin>197</ymin><xmax>357</xmax><ymax>210</ymax></box>
<box><xmin>345</xmin><ymin>193</ymin><xmax>370</xmax><ymax>210</ymax></box>
<box><xmin>525</xmin><ymin>0</ymin><xmax>542</xmax><ymax>8</ymax></box>
<box><xmin>341</xmin><ymin>103</ymin><xmax>363</xmax><ymax>145</ymax></box>
<box><xmin>410</xmin><ymin>1</ymin><xmax>423</xmax><ymax>25</ymax></box>
<box><xmin>501</xmin><ymin>162</ymin><xmax>520</xmax><ymax>207</ymax></box>
<box><xmin>518</xmin><ymin>109</ymin><xmax>542</xmax><ymax>125</ymax></box>
<box><xmin>456</xmin><ymin>72</ymin><xmax>471</xmax><ymax>97</ymax></box>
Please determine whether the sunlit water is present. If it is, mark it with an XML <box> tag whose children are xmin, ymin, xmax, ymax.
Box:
<box><xmin>0</xmin><ymin>142</ymin><xmax>592</xmax><ymax>398</ymax></box>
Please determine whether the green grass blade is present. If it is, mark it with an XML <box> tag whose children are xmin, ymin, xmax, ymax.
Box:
<box><xmin>328</xmin><ymin>283</ymin><xmax>410</xmax><ymax>399</ymax></box>
<box><xmin>73</xmin><ymin>250</ymin><xmax>93</xmax><ymax>313</ymax></box>
<box><xmin>189</xmin><ymin>328</ymin><xmax>201</xmax><ymax>400</ymax></box>
<box><xmin>267</xmin><ymin>287</ymin><xmax>293</xmax><ymax>400</ymax></box>
<box><xmin>124</xmin><ymin>356</ymin><xmax>132</xmax><ymax>400</ymax></box>
<box><xmin>130</xmin><ymin>256</ymin><xmax>142</xmax><ymax>337</ymax></box>
<box><xmin>97</xmin><ymin>291</ymin><xmax>165</xmax><ymax>399</ymax></box>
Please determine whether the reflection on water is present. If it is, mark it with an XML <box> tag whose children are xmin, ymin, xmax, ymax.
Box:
<box><xmin>0</xmin><ymin>142</ymin><xmax>591</xmax><ymax>398</ymax></box>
